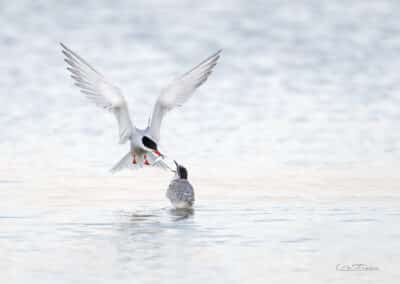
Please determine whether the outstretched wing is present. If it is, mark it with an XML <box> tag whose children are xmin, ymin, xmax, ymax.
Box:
<box><xmin>61</xmin><ymin>43</ymin><xmax>134</xmax><ymax>144</ymax></box>
<box><xmin>149</xmin><ymin>49</ymin><xmax>222</xmax><ymax>141</ymax></box>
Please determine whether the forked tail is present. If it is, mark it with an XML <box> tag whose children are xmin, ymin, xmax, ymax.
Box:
<box><xmin>110</xmin><ymin>151</ymin><xmax>171</xmax><ymax>173</ymax></box>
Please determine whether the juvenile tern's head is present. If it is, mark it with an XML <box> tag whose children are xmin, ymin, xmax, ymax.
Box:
<box><xmin>174</xmin><ymin>160</ymin><xmax>188</xmax><ymax>180</ymax></box>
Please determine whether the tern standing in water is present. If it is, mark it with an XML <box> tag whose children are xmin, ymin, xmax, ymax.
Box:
<box><xmin>60</xmin><ymin>43</ymin><xmax>221</xmax><ymax>172</ymax></box>
<box><xmin>167</xmin><ymin>161</ymin><xmax>195</xmax><ymax>209</ymax></box>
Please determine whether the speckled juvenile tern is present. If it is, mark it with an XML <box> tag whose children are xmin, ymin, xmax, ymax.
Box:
<box><xmin>166</xmin><ymin>161</ymin><xmax>195</xmax><ymax>209</ymax></box>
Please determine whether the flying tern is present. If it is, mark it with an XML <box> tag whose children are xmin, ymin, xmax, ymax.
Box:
<box><xmin>60</xmin><ymin>43</ymin><xmax>221</xmax><ymax>172</ymax></box>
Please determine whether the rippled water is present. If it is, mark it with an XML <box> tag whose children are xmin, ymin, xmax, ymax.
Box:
<box><xmin>1</xmin><ymin>0</ymin><xmax>400</xmax><ymax>283</ymax></box>
<box><xmin>1</xmin><ymin>175</ymin><xmax>399</xmax><ymax>283</ymax></box>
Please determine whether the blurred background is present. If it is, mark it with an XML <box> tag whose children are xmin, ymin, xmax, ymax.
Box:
<box><xmin>1</xmin><ymin>2</ymin><xmax>400</xmax><ymax>284</ymax></box>
<box><xmin>1</xmin><ymin>0</ymin><xmax>399</xmax><ymax>173</ymax></box>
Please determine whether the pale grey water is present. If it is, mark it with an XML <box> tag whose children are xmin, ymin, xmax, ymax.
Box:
<box><xmin>1</xmin><ymin>175</ymin><xmax>400</xmax><ymax>283</ymax></box>
<box><xmin>1</xmin><ymin>0</ymin><xmax>400</xmax><ymax>283</ymax></box>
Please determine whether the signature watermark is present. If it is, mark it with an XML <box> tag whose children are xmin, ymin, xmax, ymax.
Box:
<box><xmin>336</xmin><ymin>264</ymin><xmax>379</xmax><ymax>272</ymax></box>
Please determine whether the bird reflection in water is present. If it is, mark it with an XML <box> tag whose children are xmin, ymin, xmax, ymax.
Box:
<box><xmin>168</xmin><ymin>208</ymin><xmax>194</xmax><ymax>221</ymax></box>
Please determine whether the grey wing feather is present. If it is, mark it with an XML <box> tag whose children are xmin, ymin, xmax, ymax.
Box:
<box><xmin>60</xmin><ymin>43</ymin><xmax>134</xmax><ymax>144</ymax></box>
<box><xmin>149</xmin><ymin>49</ymin><xmax>222</xmax><ymax>141</ymax></box>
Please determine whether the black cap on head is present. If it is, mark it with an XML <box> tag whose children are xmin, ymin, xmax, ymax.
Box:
<box><xmin>174</xmin><ymin>160</ymin><xmax>188</xmax><ymax>180</ymax></box>
<box><xmin>142</xmin><ymin>136</ymin><xmax>158</xmax><ymax>151</ymax></box>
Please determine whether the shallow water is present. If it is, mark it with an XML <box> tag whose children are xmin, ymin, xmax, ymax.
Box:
<box><xmin>1</xmin><ymin>171</ymin><xmax>399</xmax><ymax>283</ymax></box>
<box><xmin>1</xmin><ymin>0</ymin><xmax>400</xmax><ymax>283</ymax></box>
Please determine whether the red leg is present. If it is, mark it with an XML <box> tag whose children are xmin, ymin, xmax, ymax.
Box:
<box><xmin>132</xmin><ymin>153</ymin><xmax>137</xmax><ymax>164</ymax></box>
<box><xmin>144</xmin><ymin>154</ymin><xmax>150</xmax><ymax>165</ymax></box>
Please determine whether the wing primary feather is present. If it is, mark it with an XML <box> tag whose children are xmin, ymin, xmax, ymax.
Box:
<box><xmin>148</xmin><ymin>49</ymin><xmax>222</xmax><ymax>140</ymax></box>
<box><xmin>180</xmin><ymin>49</ymin><xmax>222</xmax><ymax>78</ymax></box>
<box><xmin>60</xmin><ymin>42</ymin><xmax>103</xmax><ymax>76</ymax></box>
<box><xmin>61</xmin><ymin>42</ymin><xmax>135</xmax><ymax>143</ymax></box>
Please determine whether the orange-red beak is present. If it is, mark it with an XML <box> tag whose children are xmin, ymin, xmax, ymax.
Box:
<box><xmin>154</xmin><ymin>150</ymin><xmax>163</xmax><ymax>157</ymax></box>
